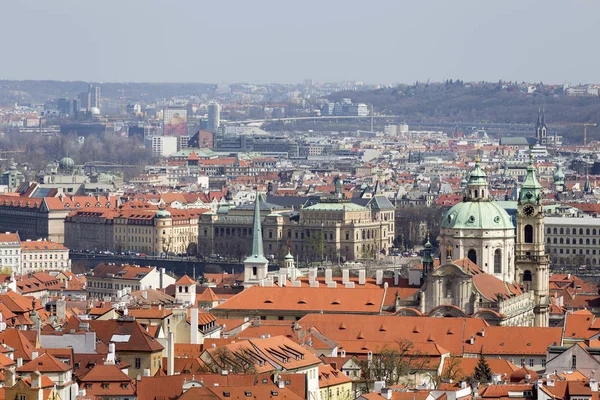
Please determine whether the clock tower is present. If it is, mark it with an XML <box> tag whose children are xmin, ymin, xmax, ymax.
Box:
<box><xmin>516</xmin><ymin>155</ymin><xmax>549</xmax><ymax>327</ymax></box>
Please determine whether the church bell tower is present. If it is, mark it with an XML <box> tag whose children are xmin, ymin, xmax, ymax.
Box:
<box><xmin>515</xmin><ymin>155</ymin><xmax>549</xmax><ymax>327</ymax></box>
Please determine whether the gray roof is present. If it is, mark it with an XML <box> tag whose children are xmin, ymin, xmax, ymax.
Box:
<box><xmin>499</xmin><ymin>137</ymin><xmax>537</xmax><ymax>146</ymax></box>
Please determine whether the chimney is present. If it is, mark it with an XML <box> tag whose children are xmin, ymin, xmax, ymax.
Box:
<box><xmin>167</xmin><ymin>331</ymin><xmax>175</xmax><ymax>376</ymax></box>
<box><xmin>376</xmin><ymin>270</ymin><xmax>384</xmax><ymax>285</ymax></box>
<box><xmin>358</xmin><ymin>269</ymin><xmax>366</xmax><ymax>285</ymax></box>
<box><xmin>325</xmin><ymin>268</ymin><xmax>333</xmax><ymax>285</ymax></box>
<box><xmin>56</xmin><ymin>298</ymin><xmax>67</xmax><ymax>321</ymax></box>
<box><xmin>160</xmin><ymin>267</ymin><xmax>166</xmax><ymax>288</ymax></box>
<box><xmin>481</xmin><ymin>328</ymin><xmax>485</xmax><ymax>337</ymax></box>
<box><xmin>16</xmin><ymin>358</ymin><xmax>23</xmax><ymax>368</ymax></box>
<box><xmin>290</xmin><ymin>266</ymin><xmax>298</xmax><ymax>282</ymax></box>
<box><xmin>278</xmin><ymin>268</ymin><xmax>287</xmax><ymax>287</ymax></box>
<box><xmin>31</xmin><ymin>370</ymin><xmax>41</xmax><ymax>388</ymax></box>
<box><xmin>143</xmin><ymin>369</ymin><xmax>151</xmax><ymax>377</ymax></box>
<box><xmin>141</xmin><ymin>291</ymin><xmax>148</xmax><ymax>300</ymax></box>
<box><xmin>394</xmin><ymin>269</ymin><xmax>400</xmax><ymax>286</ymax></box>
<box><xmin>190</xmin><ymin>308</ymin><xmax>199</xmax><ymax>344</ymax></box>
<box><xmin>590</xmin><ymin>379</ymin><xmax>598</xmax><ymax>392</ymax></box>
<box><xmin>342</xmin><ymin>269</ymin><xmax>350</xmax><ymax>285</ymax></box>
<box><xmin>308</xmin><ymin>267</ymin><xmax>317</xmax><ymax>283</ymax></box>
<box><xmin>31</xmin><ymin>351</ymin><xmax>38</xmax><ymax>360</ymax></box>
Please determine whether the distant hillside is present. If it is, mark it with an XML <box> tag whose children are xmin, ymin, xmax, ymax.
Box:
<box><xmin>0</xmin><ymin>80</ymin><xmax>216</xmax><ymax>105</ymax></box>
<box><xmin>328</xmin><ymin>83</ymin><xmax>600</xmax><ymax>143</ymax></box>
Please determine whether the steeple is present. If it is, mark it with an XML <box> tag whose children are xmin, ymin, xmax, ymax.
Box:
<box><xmin>466</xmin><ymin>154</ymin><xmax>489</xmax><ymax>201</ymax></box>
<box><xmin>518</xmin><ymin>154</ymin><xmax>543</xmax><ymax>205</ymax></box>
<box><xmin>245</xmin><ymin>191</ymin><xmax>268</xmax><ymax>265</ymax></box>
<box><xmin>584</xmin><ymin>174</ymin><xmax>592</xmax><ymax>194</ymax></box>
<box><xmin>422</xmin><ymin>232</ymin><xmax>434</xmax><ymax>276</ymax></box>
<box><xmin>334</xmin><ymin>176</ymin><xmax>344</xmax><ymax>199</ymax></box>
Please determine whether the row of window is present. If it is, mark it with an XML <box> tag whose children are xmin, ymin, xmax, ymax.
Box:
<box><xmin>548</xmin><ymin>237</ymin><xmax>598</xmax><ymax>245</ymax></box>
<box><xmin>548</xmin><ymin>227</ymin><xmax>600</xmax><ymax>235</ymax></box>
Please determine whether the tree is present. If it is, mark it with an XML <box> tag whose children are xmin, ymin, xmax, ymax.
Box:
<box><xmin>432</xmin><ymin>356</ymin><xmax>463</xmax><ymax>388</ymax></box>
<box><xmin>206</xmin><ymin>346</ymin><xmax>257</xmax><ymax>374</ymax></box>
<box><xmin>472</xmin><ymin>353</ymin><xmax>493</xmax><ymax>383</ymax></box>
<box><xmin>307</xmin><ymin>231</ymin><xmax>325</xmax><ymax>263</ymax></box>
<box><xmin>357</xmin><ymin>339</ymin><xmax>427</xmax><ymax>394</ymax></box>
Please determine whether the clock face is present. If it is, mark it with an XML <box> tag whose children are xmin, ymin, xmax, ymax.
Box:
<box><xmin>523</xmin><ymin>205</ymin><xmax>535</xmax><ymax>217</ymax></box>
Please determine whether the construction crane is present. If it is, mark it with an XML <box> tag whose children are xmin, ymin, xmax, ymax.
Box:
<box><xmin>583</xmin><ymin>123</ymin><xmax>597</xmax><ymax>146</ymax></box>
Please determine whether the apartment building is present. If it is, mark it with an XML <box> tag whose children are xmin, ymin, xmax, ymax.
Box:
<box><xmin>86</xmin><ymin>263</ymin><xmax>175</xmax><ymax>299</ymax></box>
<box><xmin>20</xmin><ymin>239</ymin><xmax>71</xmax><ymax>274</ymax></box>
<box><xmin>0</xmin><ymin>232</ymin><xmax>21</xmax><ymax>272</ymax></box>
<box><xmin>544</xmin><ymin>216</ymin><xmax>600</xmax><ymax>267</ymax></box>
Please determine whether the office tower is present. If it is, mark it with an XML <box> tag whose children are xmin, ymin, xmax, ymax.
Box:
<box><xmin>207</xmin><ymin>101</ymin><xmax>221</xmax><ymax>133</ymax></box>
<box><xmin>88</xmin><ymin>84</ymin><xmax>101</xmax><ymax>110</ymax></box>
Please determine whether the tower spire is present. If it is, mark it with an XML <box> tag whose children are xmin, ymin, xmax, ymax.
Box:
<box><xmin>245</xmin><ymin>191</ymin><xmax>268</xmax><ymax>264</ymax></box>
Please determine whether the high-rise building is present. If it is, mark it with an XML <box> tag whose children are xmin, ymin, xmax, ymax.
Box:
<box><xmin>207</xmin><ymin>102</ymin><xmax>221</xmax><ymax>133</ymax></box>
<box><xmin>89</xmin><ymin>84</ymin><xmax>101</xmax><ymax>109</ymax></box>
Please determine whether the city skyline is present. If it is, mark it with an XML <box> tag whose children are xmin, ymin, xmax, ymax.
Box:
<box><xmin>2</xmin><ymin>0</ymin><xmax>599</xmax><ymax>84</ymax></box>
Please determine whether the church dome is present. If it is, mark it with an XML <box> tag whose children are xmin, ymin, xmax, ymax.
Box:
<box><xmin>441</xmin><ymin>200</ymin><xmax>514</xmax><ymax>230</ymax></box>
<box><xmin>59</xmin><ymin>157</ymin><xmax>75</xmax><ymax>170</ymax></box>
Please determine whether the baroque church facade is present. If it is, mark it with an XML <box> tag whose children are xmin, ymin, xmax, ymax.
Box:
<box><xmin>401</xmin><ymin>156</ymin><xmax>550</xmax><ymax>327</ymax></box>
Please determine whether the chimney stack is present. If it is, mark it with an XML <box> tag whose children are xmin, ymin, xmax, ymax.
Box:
<box><xmin>325</xmin><ymin>268</ymin><xmax>333</xmax><ymax>285</ymax></box>
<box><xmin>376</xmin><ymin>270</ymin><xmax>384</xmax><ymax>285</ymax></box>
<box><xmin>342</xmin><ymin>269</ymin><xmax>350</xmax><ymax>285</ymax></box>
<box><xmin>358</xmin><ymin>269</ymin><xmax>366</xmax><ymax>285</ymax></box>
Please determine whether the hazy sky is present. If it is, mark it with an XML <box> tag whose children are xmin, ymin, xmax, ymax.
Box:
<box><xmin>1</xmin><ymin>0</ymin><xmax>598</xmax><ymax>84</ymax></box>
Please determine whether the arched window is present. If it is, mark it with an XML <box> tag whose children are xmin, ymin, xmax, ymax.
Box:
<box><xmin>467</xmin><ymin>249</ymin><xmax>477</xmax><ymax>265</ymax></box>
<box><xmin>524</xmin><ymin>225</ymin><xmax>533</xmax><ymax>243</ymax></box>
<box><xmin>580</xmin><ymin>238</ymin><xmax>584</xmax><ymax>245</ymax></box>
<box><xmin>445</xmin><ymin>279</ymin><xmax>452</xmax><ymax>297</ymax></box>
<box><xmin>474</xmin><ymin>189</ymin><xmax>479</xmax><ymax>198</ymax></box>
<box><xmin>553</xmin><ymin>228</ymin><xmax>558</xmax><ymax>234</ymax></box>
<box><xmin>560</xmin><ymin>228</ymin><xmax>564</xmax><ymax>234</ymax></box>
<box><xmin>594</xmin><ymin>229</ymin><xmax>597</xmax><ymax>235</ymax></box>
<box><xmin>587</xmin><ymin>229</ymin><xmax>591</xmax><ymax>235</ymax></box>
<box><xmin>494</xmin><ymin>249</ymin><xmax>501</xmax><ymax>274</ymax></box>
<box><xmin>523</xmin><ymin>270</ymin><xmax>532</xmax><ymax>282</ymax></box>
<box><xmin>587</xmin><ymin>238</ymin><xmax>591</xmax><ymax>245</ymax></box>
<box><xmin>547</xmin><ymin>237</ymin><xmax>551</xmax><ymax>244</ymax></box>
<box><xmin>559</xmin><ymin>238</ymin><xmax>564</xmax><ymax>244</ymax></box>
<box><xmin>594</xmin><ymin>239</ymin><xmax>597</xmax><ymax>245</ymax></box>
<box><xmin>547</xmin><ymin>228</ymin><xmax>551</xmax><ymax>234</ymax></box>
<box><xmin>566</xmin><ymin>228</ymin><xmax>571</xmax><ymax>234</ymax></box>
<box><xmin>553</xmin><ymin>238</ymin><xmax>557</xmax><ymax>244</ymax></box>
<box><xmin>580</xmin><ymin>228</ymin><xmax>584</xmax><ymax>235</ymax></box>
<box><xmin>566</xmin><ymin>238</ymin><xmax>570</xmax><ymax>244</ymax></box>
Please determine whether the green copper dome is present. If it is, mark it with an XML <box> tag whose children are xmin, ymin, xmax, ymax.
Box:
<box><xmin>441</xmin><ymin>201</ymin><xmax>514</xmax><ymax>230</ymax></box>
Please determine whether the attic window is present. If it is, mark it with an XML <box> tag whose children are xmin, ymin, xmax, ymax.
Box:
<box><xmin>331</xmin><ymin>299</ymin><xmax>341</xmax><ymax>305</ymax></box>
<box><xmin>526</xmin><ymin>343</ymin><xmax>531</xmax><ymax>346</ymax></box>
<box><xmin>357</xmin><ymin>331</ymin><xmax>364</xmax><ymax>340</ymax></box>
<box><xmin>413</xmin><ymin>326</ymin><xmax>420</xmax><ymax>333</ymax></box>
<box><xmin>297</xmin><ymin>298</ymin><xmax>307</xmax><ymax>304</ymax></box>
<box><xmin>264</xmin><ymin>298</ymin><xmax>273</xmax><ymax>303</ymax></box>
<box><xmin>365</xmin><ymin>300</ymin><xmax>375</xmax><ymax>306</ymax></box>
<box><xmin>339</xmin><ymin>322</ymin><xmax>346</xmax><ymax>330</ymax></box>
<box><xmin>379</xmin><ymin>324</ymin><xmax>387</xmax><ymax>332</ymax></box>
<box><xmin>500</xmin><ymin>342</ymin><xmax>504</xmax><ymax>346</ymax></box>
<box><xmin>245</xmin><ymin>391</ymin><xmax>252</xmax><ymax>397</ymax></box>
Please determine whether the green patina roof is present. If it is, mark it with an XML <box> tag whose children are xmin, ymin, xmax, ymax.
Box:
<box><xmin>304</xmin><ymin>202</ymin><xmax>367</xmax><ymax>212</ymax></box>
<box><xmin>441</xmin><ymin>201</ymin><xmax>514</xmax><ymax>230</ymax></box>
<box><xmin>519</xmin><ymin>155</ymin><xmax>543</xmax><ymax>204</ymax></box>
<box><xmin>244</xmin><ymin>191</ymin><xmax>269</xmax><ymax>264</ymax></box>
<box><xmin>467</xmin><ymin>156</ymin><xmax>487</xmax><ymax>186</ymax></box>
<box><xmin>284</xmin><ymin>251</ymin><xmax>294</xmax><ymax>260</ymax></box>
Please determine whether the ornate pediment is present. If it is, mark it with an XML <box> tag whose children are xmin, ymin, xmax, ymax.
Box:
<box><xmin>431</xmin><ymin>263</ymin><xmax>472</xmax><ymax>278</ymax></box>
